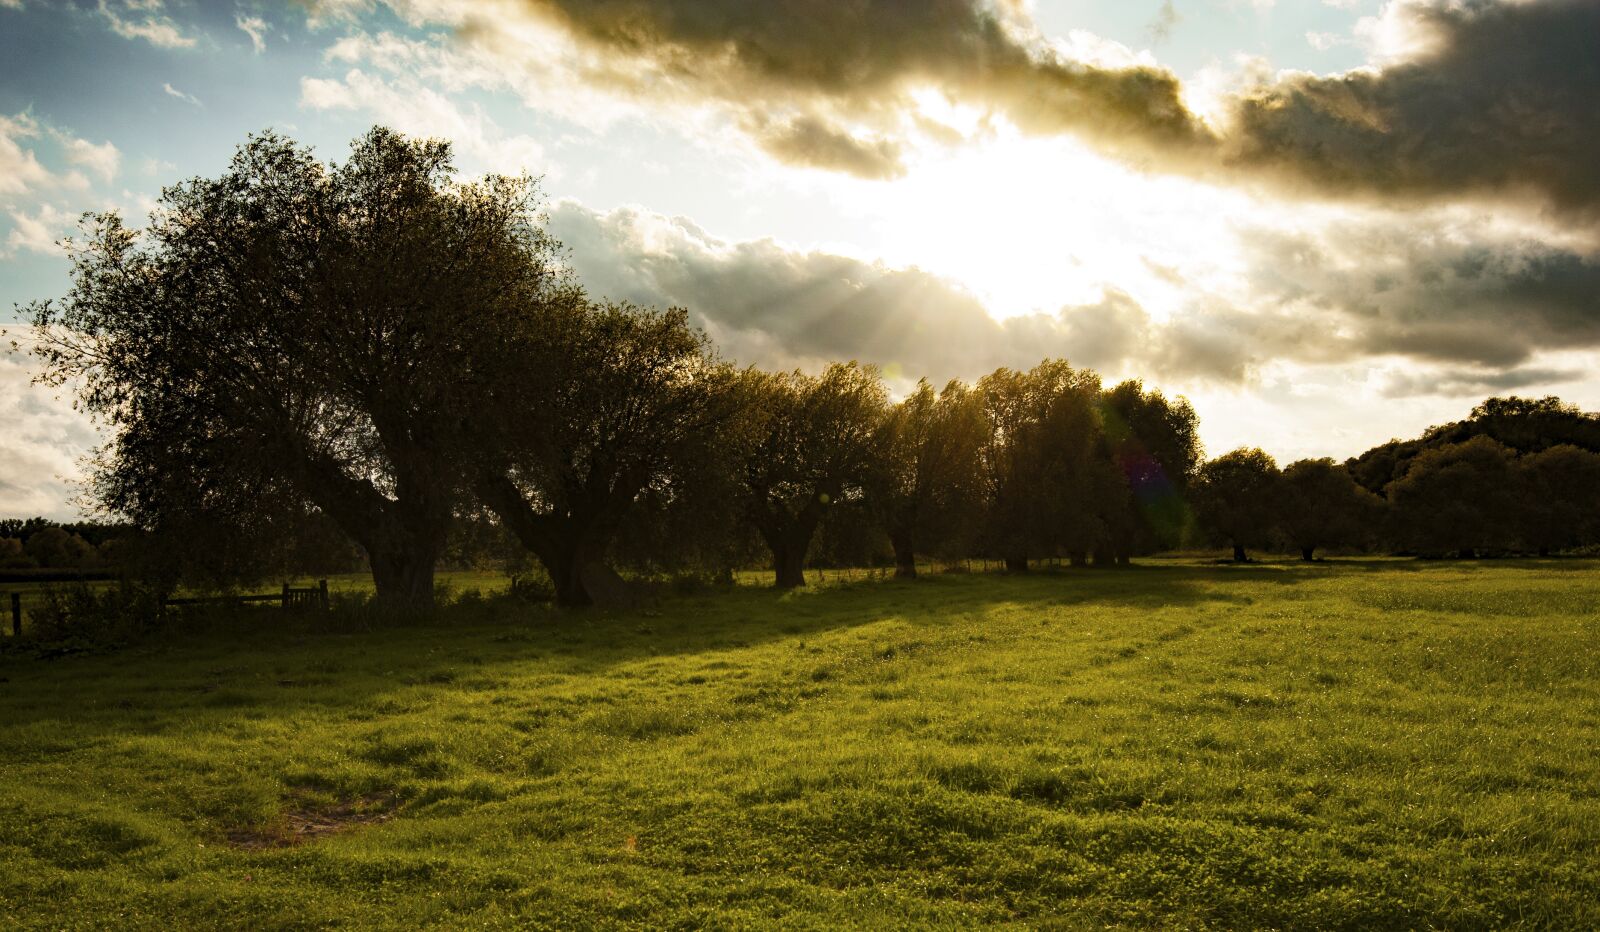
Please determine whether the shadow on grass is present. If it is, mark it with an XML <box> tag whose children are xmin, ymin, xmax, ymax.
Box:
<box><xmin>0</xmin><ymin>557</ymin><xmax>1592</xmax><ymax>736</ymax></box>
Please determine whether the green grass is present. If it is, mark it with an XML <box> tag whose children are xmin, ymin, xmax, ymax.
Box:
<box><xmin>2</xmin><ymin>559</ymin><xmax>1598</xmax><ymax>929</ymax></box>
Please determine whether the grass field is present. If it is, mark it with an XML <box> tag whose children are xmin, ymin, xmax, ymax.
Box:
<box><xmin>2</xmin><ymin>559</ymin><xmax>1598</xmax><ymax>929</ymax></box>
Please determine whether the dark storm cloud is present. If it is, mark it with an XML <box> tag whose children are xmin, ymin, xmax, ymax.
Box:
<box><xmin>751</xmin><ymin>115</ymin><xmax>906</xmax><ymax>180</ymax></box>
<box><xmin>494</xmin><ymin>0</ymin><xmax>1598</xmax><ymax>216</ymax></box>
<box><xmin>1224</xmin><ymin>0</ymin><xmax>1600</xmax><ymax>218</ymax></box>
<box><xmin>1241</xmin><ymin>222</ymin><xmax>1600</xmax><ymax>367</ymax></box>
<box><xmin>1379</xmin><ymin>366</ymin><xmax>1585</xmax><ymax>398</ymax></box>
<box><xmin>507</xmin><ymin>0</ymin><xmax>1213</xmax><ymax>177</ymax></box>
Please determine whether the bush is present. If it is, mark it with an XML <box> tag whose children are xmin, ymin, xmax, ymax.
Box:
<box><xmin>24</xmin><ymin>583</ymin><xmax>162</xmax><ymax>652</ymax></box>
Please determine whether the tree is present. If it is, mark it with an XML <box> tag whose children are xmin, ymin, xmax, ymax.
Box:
<box><xmin>974</xmin><ymin>362</ymin><xmax>1099</xmax><ymax>572</ymax></box>
<box><xmin>1098</xmin><ymin>381</ymin><xmax>1202</xmax><ymax>559</ymax></box>
<box><xmin>1347</xmin><ymin>395</ymin><xmax>1600</xmax><ymax>494</ymax></box>
<box><xmin>1278</xmin><ymin>458</ymin><xmax>1380</xmax><ymax>561</ymax></box>
<box><xmin>1386</xmin><ymin>436</ymin><xmax>1523</xmax><ymax>558</ymax></box>
<box><xmin>23</xmin><ymin>527</ymin><xmax>95</xmax><ymax>568</ymax></box>
<box><xmin>29</xmin><ymin>127</ymin><xmax>569</xmax><ymax>610</ymax></box>
<box><xmin>474</xmin><ymin>303</ymin><xmax>737</xmax><ymax>606</ymax></box>
<box><xmin>1193</xmin><ymin>448</ymin><xmax>1281</xmax><ymax>562</ymax></box>
<box><xmin>865</xmin><ymin>379</ymin><xmax>985</xmax><ymax>577</ymax></box>
<box><xmin>1519</xmin><ymin>445</ymin><xmax>1600</xmax><ymax>556</ymax></box>
<box><xmin>739</xmin><ymin>362</ymin><xmax>887</xmax><ymax>588</ymax></box>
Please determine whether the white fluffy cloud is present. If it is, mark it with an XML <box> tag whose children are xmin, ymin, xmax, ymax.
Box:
<box><xmin>60</xmin><ymin>136</ymin><xmax>120</xmax><ymax>182</ymax></box>
<box><xmin>0</xmin><ymin>357</ymin><xmax>100</xmax><ymax>520</ymax></box>
<box><xmin>4</xmin><ymin>203</ymin><xmax>74</xmax><ymax>256</ymax></box>
<box><xmin>98</xmin><ymin>0</ymin><xmax>197</xmax><ymax>49</ymax></box>
<box><xmin>236</xmin><ymin>14</ymin><xmax>268</xmax><ymax>53</ymax></box>
<box><xmin>299</xmin><ymin>69</ymin><xmax>547</xmax><ymax>176</ymax></box>
<box><xmin>0</xmin><ymin>114</ymin><xmax>53</xmax><ymax>197</ymax></box>
<box><xmin>162</xmin><ymin>82</ymin><xmax>202</xmax><ymax>107</ymax></box>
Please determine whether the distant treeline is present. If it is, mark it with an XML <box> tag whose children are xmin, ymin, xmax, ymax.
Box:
<box><xmin>20</xmin><ymin>127</ymin><xmax>1600</xmax><ymax>610</ymax></box>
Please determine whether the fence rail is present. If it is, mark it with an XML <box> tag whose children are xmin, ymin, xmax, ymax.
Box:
<box><xmin>3</xmin><ymin>580</ymin><xmax>330</xmax><ymax>637</ymax></box>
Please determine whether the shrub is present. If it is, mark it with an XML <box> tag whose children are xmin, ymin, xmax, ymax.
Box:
<box><xmin>24</xmin><ymin>583</ymin><xmax>162</xmax><ymax>651</ymax></box>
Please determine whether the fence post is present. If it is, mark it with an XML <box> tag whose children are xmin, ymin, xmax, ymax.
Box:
<box><xmin>10</xmin><ymin>593</ymin><xmax>19</xmax><ymax>637</ymax></box>
<box><xmin>319</xmin><ymin>579</ymin><xmax>329</xmax><ymax>609</ymax></box>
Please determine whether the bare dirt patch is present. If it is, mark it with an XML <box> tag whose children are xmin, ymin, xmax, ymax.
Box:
<box><xmin>226</xmin><ymin>789</ymin><xmax>402</xmax><ymax>850</ymax></box>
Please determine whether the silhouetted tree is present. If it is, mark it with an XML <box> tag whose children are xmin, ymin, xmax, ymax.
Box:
<box><xmin>1193</xmin><ymin>448</ymin><xmax>1281</xmax><ymax>562</ymax></box>
<box><xmin>974</xmin><ymin>362</ymin><xmax>1099</xmax><ymax>571</ymax></box>
<box><xmin>1519</xmin><ymin>445</ymin><xmax>1600</xmax><ymax>556</ymax></box>
<box><xmin>866</xmin><ymin>379</ymin><xmax>986</xmax><ymax>577</ymax></box>
<box><xmin>1348</xmin><ymin>395</ymin><xmax>1600</xmax><ymax>494</ymax></box>
<box><xmin>475</xmin><ymin>304</ymin><xmax>736</xmax><ymax>606</ymax></box>
<box><xmin>1278</xmin><ymin>458</ymin><xmax>1381</xmax><ymax>561</ymax></box>
<box><xmin>739</xmin><ymin>363</ymin><xmax>887</xmax><ymax>588</ymax></box>
<box><xmin>1386</xmin><ymin>436</ymin><xmax>1523</xmax><ymax>558</ymax></box>
<box><xmin>1099</xmin><ymin>381</ymin><xmax>1201</xmax><ymax>558</ymax></box>
<box><xmin>29</xmin><ymin>127</ymin><xmax>569</xmax><ymax>609</ymax></box>
<box><xmin>22</xmin><ymin>527</ymin><xmax>95</xmax><ymax>568</ymax></box>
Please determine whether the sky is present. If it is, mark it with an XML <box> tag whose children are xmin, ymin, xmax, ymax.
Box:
<box><xmin>2</xmin><ymin>0</ymin><xmax>1597</xmax><ymax>519</ymax></box>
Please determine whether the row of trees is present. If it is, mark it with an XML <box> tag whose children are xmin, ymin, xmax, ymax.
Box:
<box><xmin>26</xmin><ymin>128</ymin><xmax>1205</xmax><ymax>609</ymax></box>
<box><xmin>1195</xmin><ymin>399</ymin><xmax>1600</xmax><ymax>561</ymax></box>
<box><xmin>24</xmin><ymin>127</ymin><xmax>1600</xmax><ymax>611</ymax></box>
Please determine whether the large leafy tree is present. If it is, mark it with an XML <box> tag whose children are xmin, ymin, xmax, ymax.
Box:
<box><xmin>974</xmin><ymin>360</ymin><xmax>1104</xmax><ymax>571</ymax></box>
<box><xmin>1098</xmin><ymin>380</ymin><xmax>1201</xmax><ymax>559</ymax></box>
<box><xmin>1386</xmin><ymin>436</ymin><xmax>1523</xmax><ymax>558</ymax></box>
<box><xmin>740</xmin><ymin>362</ymin><xmax>887</xmax><ymax>588</ymax></box>
<box><xmin>28</xmin><ymin>127</ymin><xmax>568</xmax><ymax>609</ymax></box>
<box><xmin>1520</xmin><ymin>445</ymin><xmax>1600</xmax><ymax>555</ymax></box>
<box><xmin>474</xmin><ymin>303</ymin><xmax>738</xmax><ymax>606</ymax></box>
<box><xmin>866</xmin><ymin>378</ymin><xmax>986</xmax><ymax>577</ymax></box>
<box><xmin>1278</xmin><ymin>458</ymin><xmax>1381</xmax><ymax>561</ymax></box>
<box><xmin>1193</xmin><ymin>448</ymin><xmax>1282</xmax><ymax>562</ymax></box>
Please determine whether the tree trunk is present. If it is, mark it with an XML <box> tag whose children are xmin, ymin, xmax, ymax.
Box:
<box><xmin>369</xmin><ymin>543</ymin><xmax>438</xmax><ymax>612</ymax></box>
<box><xmin>1301</xmin><ymin>546</ymin><xmax>1315</xmax><ymax>562</ymax></box>
<box><xmin>542</xmin><ymin>541</ymin><xmax>590</xmax><ymax>607</ymax></box>
<box><xmin>890</xmin><ymin>528</ymin><xmax>917</xmax><ymax>578</ymax></box>
<box><xmin>773</xmin><ymin>541</ymin><xmax>807</xmax><ymax>589</ymax></box>
<box><xmin>1114</xmin><ymin>550</ymin><xmax>1131</xmax><ymax>567</ymax></box>
<box><xmin>475</xmin><ymin>473</ymin><xmax>607</xmax><ymax>607</ymax></box>
<box><xmin>1069</xmin><ymin>550</ymin><xmax>1087</xmax><ymax>568</ymax></box>
<box><xmin>1092</xmin><ymin>548</ymin><xmax>1113</xmax><ymax>567</ymax></box>
<box><xmin>1232</xmin><ymin>543</ymin><xmax>1248</xmax><ymax>562</ymax></box>
<box><xmin>1004</xmin><ymin>555</ymin><xmax>1028</xmax><ymax>573</ymax></box>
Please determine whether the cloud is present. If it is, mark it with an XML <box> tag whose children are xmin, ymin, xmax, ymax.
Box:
<box><xmin>99</xmin><ymin>0</ymin><xmax>198</xmax><ymax>49</ymax></box>
<box><xmin>0</xmin><ymin>357</ymin><xmax>99</xmax><ymax>520</ymax></box>
<box><xmin>1238</xmin><ymin>218</ymin><xmax>1600</xmax><ymax>368</ymax></box>
<box><xmin>0</xmin><ymin>114</ymin><xmax>114</xmax><ymax>197</ymax></box>
<box><xmin>1224</xmin><ymin>0</ymin><xmax>1600</xmax><ymax>219</ymax></box>
<box><xmin>59</xmin><ymin>135</ymin><xmax>120</xmax><ymax>182</ymax></box>
<box><xmin>314</xmin><ymin>0</ymin><xmax>1211</xmax><ymax>180</ymax></box>
<box><xmin>545</xmin><ymin>197</ymin><xmax>1600</xmax><ymax>392</ymax></box>
<box><xmin>1147</xmin><ymin>0</ymin><xmax>1180</xmax><ymax>44</ymax></box>
<box><xmin>163</xmin><ymin>82</ymin><xmax>203</xmax><ymax>106</ymax></box>
<box><xmin>1378</xmin><ymin>365</ymin><xmax>1584</xmax><ymax>399</ymax></box>
<box><xmin>545</xmin><ymin>199</ymin><xmax>1249</xmax><ymax>385</ymax></box>
<box><xmin>236</xmin><ymin>13</ymin><xmax>268</xmax><ymax>53</ymax></box>
<box><xmin>0</xmin><ymin>114</ymin><xmax>52</xmax><ymax>197</ymax></box>
<box><xmin>4</xmin><ymin>203</ymin><xmax>73</xmax><ymax>256</ymax></box>
<box><xmin>302</xmin><ymin>0</ymin><xmax>1596</xmax><ymax>222</ymax></box>
<box><xmin>299</xmin><ymin>68</ymin><xmax>547</xmax><ymax>176</ymax></box>
<box><xmin>751</xmin><ymin>116</ymin><xmax>906</xmax><ymax>180</ymax></box>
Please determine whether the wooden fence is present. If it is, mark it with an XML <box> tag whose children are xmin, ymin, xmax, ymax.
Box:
<box><xmin>4</xmin><ymin>580</ymin><xmax>329</xmax><ymax>637</ymax></box>
<box><xmin>159</xmin><ymin>580</ymin><xmax>330</xmax><ymax>613</ymax></box>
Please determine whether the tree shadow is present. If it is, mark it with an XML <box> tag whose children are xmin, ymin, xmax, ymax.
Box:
<box><xmin>0</xmin><ymin>556</ymin><xmax>1591</xmax><ymax>738</ymax></box>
